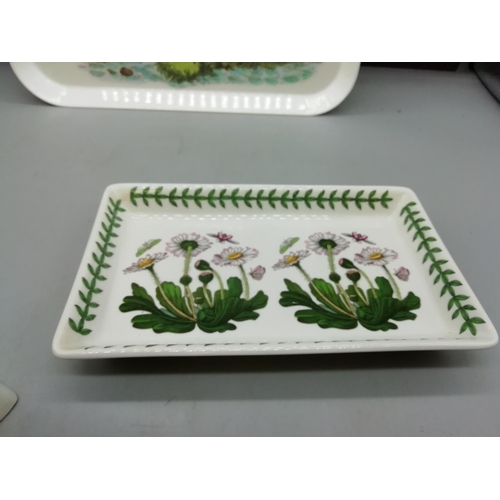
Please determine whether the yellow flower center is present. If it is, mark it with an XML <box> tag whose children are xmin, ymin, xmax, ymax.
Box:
<box><xmin>138</xmin><ymin>257</ymin><xmax>155</xmax><ymax>268</ymax></box>
<box><xmin>285</xmin><ymin>255</ymin><xmax>300</xmax><ymax>265</ymax></box>
<box><xmin>228</xmin><ymin>252</ymin><xmax>243</xmax><ymax>261</ymax></box>
<box><xmin>369</xmin><ymin>253</ymin><xmax>384</xmax><ymax>261</ymax></box>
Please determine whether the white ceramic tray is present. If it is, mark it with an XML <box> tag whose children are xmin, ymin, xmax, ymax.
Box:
<box><xmin>53</xmin><ymin>183</ymin><xmax>498</xmax><ymax>358</ymax></box>
<box><xmin>10</xmin><ymin>62</ymin><xmax>360</xmax><ymax>115</ymax></box>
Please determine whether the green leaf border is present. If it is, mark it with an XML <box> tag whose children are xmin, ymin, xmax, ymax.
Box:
<box><xmin>69</xmin><ymin>198</ymin><xmax>125</xmax><ymax>335</ymax></box>
<box><xmin>129</xmin><ymin>186</ymin><xmax>393</xmax><ymax>211</ymax></box>
<box><xmin>400</xmin><ymin>202</ymin><xmax>485</xmax><ymax>335</ymax></box>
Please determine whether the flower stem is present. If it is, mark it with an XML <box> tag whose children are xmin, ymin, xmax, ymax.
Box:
<box><xmin>354</xmin><ymin>284</ymin><xmax>369</xmax><ymax>305</ymax></box>
<box><xmin>384</xmin><ymin>265</ymin><xmax>402</xmax><ymax>300</ymax></box>
<box><xmin>240</xmin><ymin>265</ymin><xmax>250</xmax><ymax>300</ymax></box>
<box><xmin>295</xmin><ymin>264</ymin><xmax>356</xmax><ymax>319</ymax></box>
<box><xmin>148</xmin><ymin>267</ymin><xmax>196</xmax><ymax>321</ymax></box>
<box><xmin>185</xmin><ymin>286</ymin><xmax>197</xmax><ymax>317</ymax></box>
<box><xmin>356</xmin><ymin>267</ymin><xmax>378</xmax><ymax>298</ymax></box>
<box><xmin>296</xmin><ymin>263</ymin><xmax>313</xmax><ymax>282</ymax></box>
<box><xmin>184</xmin><ymin>246</ymin><xmax>193</xmax><ymax>276</ymax></box>
<box><xmin>336</xmin><ymin>282</ymin><xmax>357</xmax><ymax>315</ymax></box>
<box><xmin>211</xmin><ymin>268</ymin><xmax>225</xmax><ymax>299</ymax></box>
<box><xmin>326</xmin><ymin>244</ymin><xmax>335</xmax><ymax>273</ymax></box>
<box><xmin>202</xmin><ymin>284</ymin><xmax>213</xmax><ymax>307</ymax></box>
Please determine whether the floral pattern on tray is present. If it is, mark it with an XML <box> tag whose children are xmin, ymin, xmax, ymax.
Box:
<box><xmin>119</xmin><ymin>232</ymin><xmax>269</xmax><ymax>333</ymax></box>
<box><xmin>275</xmin><ymin>232</ymin><xmax>422</xmax><ymax>332</ymax></box>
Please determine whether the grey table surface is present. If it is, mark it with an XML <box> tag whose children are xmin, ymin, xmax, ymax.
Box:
<box><xmin>1</xmin><ymin>63</ymin><xmax>499</xmax><ymax>436</ymax></box>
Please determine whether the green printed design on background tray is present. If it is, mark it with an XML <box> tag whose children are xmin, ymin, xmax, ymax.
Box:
<box><xmin>80</xmin><ymin>62</ymin><xmax>320</xmax><ymax>87</ymax></box>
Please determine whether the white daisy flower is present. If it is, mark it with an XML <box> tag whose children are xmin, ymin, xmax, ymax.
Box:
<box><xmin>166</xmin><ymin>233</ymin><xmax>212</xmax><ymax>257</ymax></box>
<box><xmin>123</xmin><ymin>252</ymin><xmax>168</xmax><ymax>273</ymax></box>
<box><xmin>305</xmin><ymin>232</ymin><xmax>350</xmax><ymax>255</ymax></box>
<box><xmin>354</xmin><ymin>247</ymin><xmax>398</xmax><ymax>267</ymax></box>
<box><xmin>273</xmin><ymin>250</ymin><xmax>311</xmax><ymax>270</ymax></box>
<box><xmin>212</xmin><ymin>246</ymin><xmax>259</xmax><ymax>267</ymax></box>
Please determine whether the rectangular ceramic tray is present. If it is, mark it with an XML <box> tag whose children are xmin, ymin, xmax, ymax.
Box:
<box><xmin>53</xmin><ymin>183</ymin><xmax>498</xmax><ymax>358</ymax></box>
<box><xmin>11</xmin><ymin>63</ymin><xmax>359</xmax><ymax>116</ymax></box>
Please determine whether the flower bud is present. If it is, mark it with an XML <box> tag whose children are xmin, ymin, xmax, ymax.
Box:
<box><xmin>180</xmin><ymin>275</ymin><xmax>193</xmax><ymax>286</ymax></box>
<box><xmin>346</xmin><ymin>270</ymin><xmax>361</xmax><ymax>283</ymax></box>
<box><xmin>329</xmin><ymin>272</ymin><xmax>341</xmax><ymax>283</ymax></box>
<box><xmin>339</xmin><ymin>258</ymin><xmax>356</xmax><ymax>269</ymax></box>
<box><xmin>194</xmin><ymin>259</ymin><xmax>211</xmax><ymax>271</ymax></box>
<box><xmin>198</xmin><ymin>272</ymin><xmax>214</xmax><ymax>285</ymax></box>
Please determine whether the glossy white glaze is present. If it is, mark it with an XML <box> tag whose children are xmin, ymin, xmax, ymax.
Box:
<box><xmin>10</xmin><ymin>62</ymin><xmax>360</xmax><ymax>115</ymax></box>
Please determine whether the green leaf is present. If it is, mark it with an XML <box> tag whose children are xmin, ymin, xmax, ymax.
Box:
<box><xmin>452</xmin><ymin>309</ymin><xmax>460</xmax><ymax>320</ymax></box>
<box><xmin>75</xmin><ymin>304</ymin><xmax>86</xmax><ymax>317</ymax></box>
<box><xmin>460</xmin><ymin>322</ymin><xmax>468</xmax><ymax>334</ymax></box>
<box><xmin>295</xmin><ymin>309</ymin><xmax>358</xmax><ymax>329</ymax></box>
<box><xmin>156</xmin><ymin>282</ymin><xmax>193</xmax><ymax>317</ymax></box>
<box><xmin>470</xmin><ymin>317</ymin><xmax>485</xmax><ymax>325</ymax></box>
<box><xmin>131</xmin><ymin>314</ymin><xmax>196</xmax><ymax>334</ymax></box>
<box><xmin>310</xmin><ymin>279</ymin><xmax>351</xmax><ymax>314</ymax></box>
<box><xmin>391</xmin><ymin>310</ymin><xmax>417</xmax><ymax>321</ymax></box>
<box><xmin>374</xmin><ymin>277</ymin><xmax>393</xmax><ymax>298</ymax></box>
<box><xmin>69</xmin><ymin>318</ymin><xmax>80</xmax><ymax>332</ymax></box>
<box><xmin>169</xmin><ymin>192</ymin><xmax>178</xmax><ymax>207</ymax></box>
<box><xmin>193</xmin><ymin>286</ymin><xmax>213</xmax><ymax>309</ymax></box>
<box><xmin>280</xmin><ymin>191</ymin><xmax>290</xmax><ymax>209</ymax></box>
<box><xmin>280</xmin><ymin>279</ymin><xmax>332</xmax><ymax>311</ymax></box>
<box><xmin>356</xmin><ymin>291</ymin><xmax>420</xmax><ymax>331</ymax></box>
<box><xmin>130</xmin><ymin>187</ymin><xmax>138</xmax><ymax>206</ymax></box>
<box><xmin>246</xmin><ymin>290</ymin><xmax>268</xmax><ymax>310</ymax></box>
<box><xmin>232</xmin><ymin>311</ymin><xmax>260</xmax><ymax>322</ymax></box>
<box><xmin>119</xmin><ymin>283</ymin><xmax>195</xmax><ymax>333</ymax></box>
<box><xmin>279</xmin><ymin>279</ymin><xmax>357</xmax><ymax>329</ymax></box>
<box><xmin>346</xmin><ymin>285</ymin><xmax>367</xmax><ymax>304</ymax></box>
<box><xmin>227</xmin><ymin>277</ymin><xmax>243</xmax><ymax>299</ymax></box>
<box><xmin>400</xmin><ymin>292</ymin><xmax>421</xmax><ymax>311</ymax></box>
<box><xmin>136</xmin><ymin>238</ymin><xmax>162</xmax><ymax>257</ymax></box>
<box><xmin>197</xmin><ymin>297</ymin><xmax>247</xmax><ymax>333</ymax></box>
<box><xmin>279</xmin><ymin>237</ymin><xmax>300</xmax><ymax>254</ymax></box>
